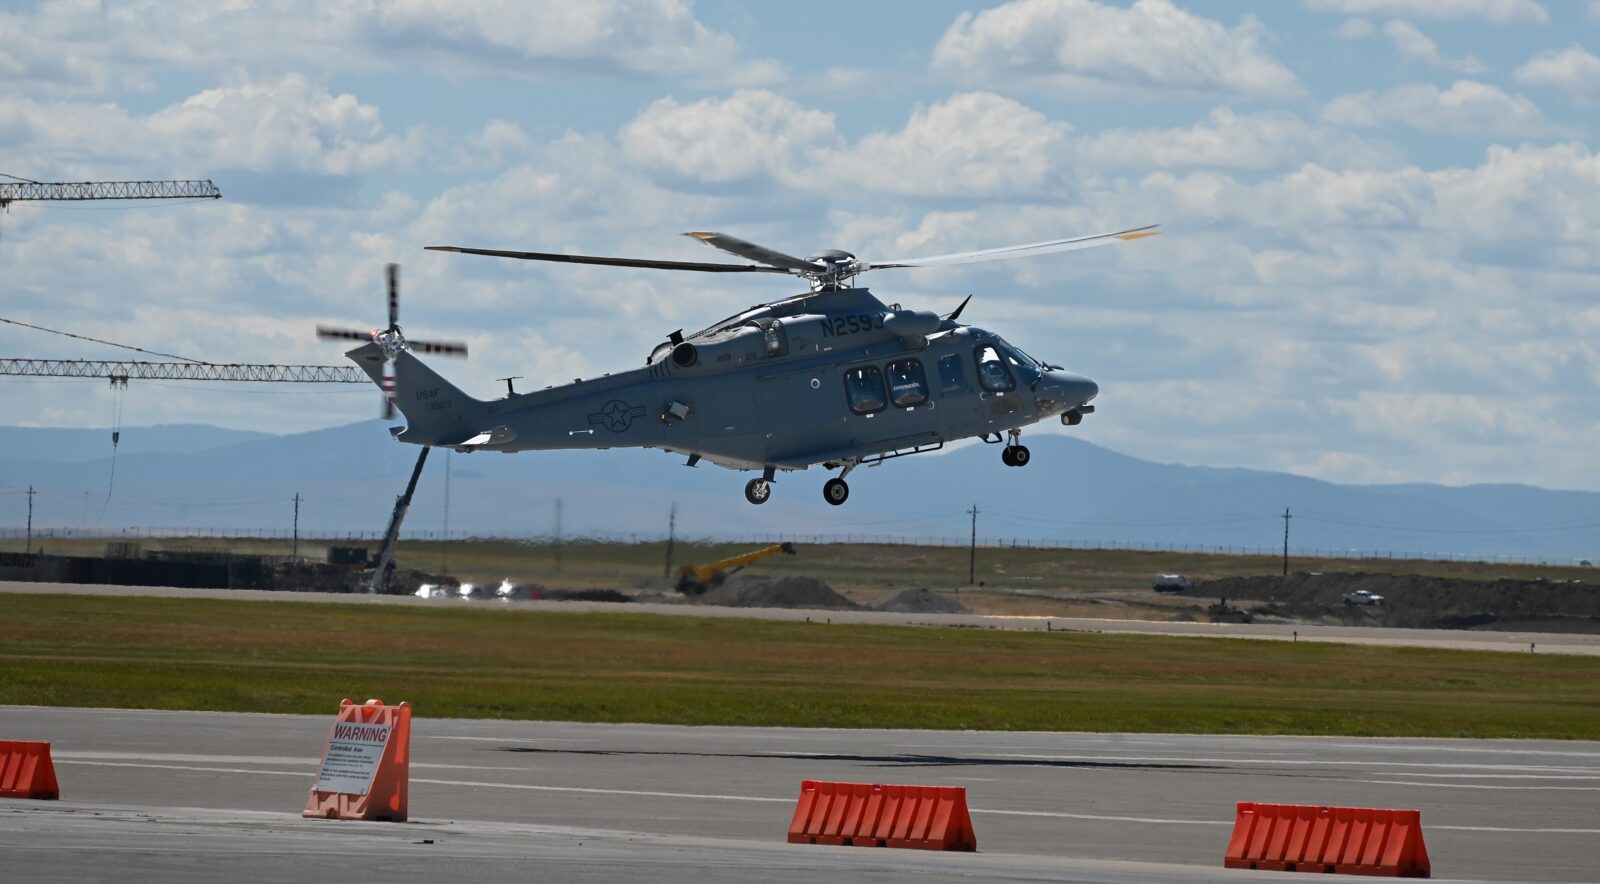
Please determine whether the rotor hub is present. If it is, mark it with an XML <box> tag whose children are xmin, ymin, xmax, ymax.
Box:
<box><xmin>374</xmin><ymin>326</ymin><xmax>407</xmax><ymax>360</ymax></box>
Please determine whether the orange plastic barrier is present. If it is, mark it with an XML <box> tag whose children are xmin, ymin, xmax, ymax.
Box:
<box><xmin>1225</xmin><ymin>801</ymin><xmax>1431</xmax><ymax>878</ymax></box>
<box><xmin>0</xmin><ymin>741</ymin><xmax>60</xmax><ymax>800</ymax></box>
<box><xmin>787</xmin><ymin>780</ymin><xmax>977</xmax><ymax>851</ymax></box>
<box><xmin>303</xmin><ymin>698</ymin><xmax>411</xmax><ymax>822</ymax></box>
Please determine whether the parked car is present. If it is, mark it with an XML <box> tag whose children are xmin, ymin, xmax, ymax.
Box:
<box><xmin>1343</xmin><ymin>589</ymin><xmax>1385</xmax><ymax>606</ymax></box>
<box><xmin>1153</xmin><ymin>574</ymin><xmax>1191</xmax><ymax>593</ymax></box>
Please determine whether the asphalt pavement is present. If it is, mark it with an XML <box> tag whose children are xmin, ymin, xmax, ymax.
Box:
<box><xmin>2</xmin><ymin>707</ymin><xmax>1596</xmax><ymax>882</ymax></box>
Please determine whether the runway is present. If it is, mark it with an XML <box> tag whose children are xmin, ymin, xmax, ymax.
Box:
<box><xmin>5</xmin><ymin>580</ymin><xmax>1598</xmax><ymax>656</ymax></box>
<box><xmin>3</xmin><ymin>707</ymin><xmax>1596</xmax><ymax>882</ymax></box>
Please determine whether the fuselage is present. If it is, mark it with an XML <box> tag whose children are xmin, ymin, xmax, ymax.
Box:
<box><xmin>383</xmin><ymin>286</ymin><xmax>1098</xmax><ymax>473</ymax></box>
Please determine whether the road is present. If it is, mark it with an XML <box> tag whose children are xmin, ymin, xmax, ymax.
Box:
<box><xmin>2</xmin><ymin>707</ymin><xmax>1596</xmax><ymax>882</ymax></box>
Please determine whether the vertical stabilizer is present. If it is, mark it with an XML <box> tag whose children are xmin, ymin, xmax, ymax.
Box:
<box><xmin>346</xmin><ymin>343</ymin><xmax>484</xmax><ymax>444</ymax></box>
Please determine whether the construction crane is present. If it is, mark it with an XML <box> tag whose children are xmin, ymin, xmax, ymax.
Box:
<box><xmin>675</xmin><ymin>542</ymin><xmax>797</xmax><ymax>595</ymax></box>
<box><xmin>0</xmin><ymin>178</ymin><xmax>221</xmax><ymax>209</ymax></box>
<box><xmin>0</xmin><ymin>358</ymin><xmax>365</xmax><ymax>385</ymax></box>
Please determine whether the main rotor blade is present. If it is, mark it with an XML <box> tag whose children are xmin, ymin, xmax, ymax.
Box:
<box><xmin>317</xmin><ymin>326</ymin><xmax>373</xmax><ymax>342</ymax></box>
<box><xmin>387</xmin><ymin>263</ymin><xmax>399</xmax><ymax>329</ymax></box>
<box><xmin>425</xmin><ymin>245</ymin><xmax>790</xmax><ymax>275</ymax></box>
<box><xmin>683</xmin><ymin>231</ymin><xmax>821</xmax><ymax>274</ymax></box>
<box><xmin>866</xmin><ymin>224</ymin><xmax>1161</xmax><ymax>270</ymax></box>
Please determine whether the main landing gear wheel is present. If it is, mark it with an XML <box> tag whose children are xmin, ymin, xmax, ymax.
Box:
<box><xmin>1010</xmin><ymin>445</ymin><xmax>1030</xmax><ymax>467</ymax></box>
<box><xmin>744</xmin><ymin>478</ymin><xmax>772</xmax><ymax>505</ymax></box>
<box><xmin>823</xmin><ymin>478</ymin><xmax>850</xmax><ymax>506</ymax></box>
<box><xmin>1001</xmin><ymin>446</ymin><xmax>1016</xmax><ymax>467</ymax></box>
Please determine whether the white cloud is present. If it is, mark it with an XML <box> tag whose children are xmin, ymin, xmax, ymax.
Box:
<box><xmin>0</xmin><ymin>0</ymin><xmax>777</xmax><ymax>95</ymax></box>
<box><xmin>818</xmin><ymin>93</ymin><xmax>1070</xmax><ymax>196</ymax></box>
<box><xmin>619</xmin><ymin>90</ymin><xmax>840</xmax><ymax>185</ymax></box>
<box><xmin>932</xmin><ymin>0</ymin><xmax>1300</xmax><ymax>100</ymax></box>
<box><xmin>1382</xmin><ymin>20</ymin><xmax>1485</xmax><ymax>73</ymax></box>
<box><xmin>1321</xmin><ymin>81</ymin><xmax>1550</xmax><ymax>136</ymax></box>
<box><xmin>1335</xmin><ymin>17</ymin><xmax>1375</xmax><ymax>37</ymax></box>
<box><xmin>0</xmin><ymin>76</ymin><xmax>426</xmax><ymax>179</ymax></box>
<box><xmin>621</xmin><ymin>90</ymin><xmax>1070</xmax><ymax>198</ymax></box>
<box><xmin>1303</xmin><ymin>0</ymin><xmax>1548</xmax><ymax>23</ymax></box>
<box><xmin>1074</xmin><ymin>107</ymin><xmax>1398</xmax><ymax>170</ymax></box>
<box><xmin>1515</xmin><ymin>45</ymin><xmax>1600</xmax><ymax>104</ymax></box>
<box><xmin>367</xmin><ymin>0</ymin><xmax>777</xmax><ymax>84</ymax></box>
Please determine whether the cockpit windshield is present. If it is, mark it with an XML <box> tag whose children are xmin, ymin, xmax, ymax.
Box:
<box><xmin>994</xmin><ymin>338</ymin><xmax>1043</xmax><ymax>386</ymax></box>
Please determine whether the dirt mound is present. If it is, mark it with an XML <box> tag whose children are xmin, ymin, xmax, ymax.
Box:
<box><xmin>874</xmin><ymin>588</ymin><xmax>971</xmax><ymax>615</ymax></box>
<box><xmin>1196</xmin><ymin>572</ymin><xmax>1600</xmax><ymax>632</ymax></box>
<box><xmin>694</xmin><ymin>574</ymin><xmax>860</xmax><ymax>610</ymax></box>
<box><xmin>546</xmin><ymin>589</ymin><xmax>632</xmax><ymax>603</ymax></box>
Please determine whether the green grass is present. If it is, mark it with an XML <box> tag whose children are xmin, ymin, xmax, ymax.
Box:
<box><xmin>3</xmin><ymin>593</ymin><xmax>1597</xmax><ymax>738</ymax></box>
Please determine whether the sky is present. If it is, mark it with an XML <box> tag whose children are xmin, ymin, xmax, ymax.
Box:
<box><xmin>1</xmin><ymin>0</ymin><xmax>1597</xmax><ymax>492</ymax></box>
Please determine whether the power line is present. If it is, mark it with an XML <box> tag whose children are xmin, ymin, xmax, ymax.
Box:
<box><xmin>0</xmin><ymin>316</ymin><xmax>205</xmax><ymax>363</ymax></box>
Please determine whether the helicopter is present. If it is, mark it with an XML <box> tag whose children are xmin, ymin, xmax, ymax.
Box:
<box><xmin>319</xmin><ymin>225</ymin><xmax>1158</xmax><ymax>506</ymax></box>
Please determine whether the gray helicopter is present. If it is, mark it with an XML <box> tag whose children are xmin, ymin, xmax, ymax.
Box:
<box><xmin>319</xmin><ymin>225</ymin><xmax>1158</xmax><ymax>506</ymax></box>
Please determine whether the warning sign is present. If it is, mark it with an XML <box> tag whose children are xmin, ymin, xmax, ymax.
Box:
<box><xmin>312</xmin><ymin>721</ymin><xmax>392</xmax><ymax>795</ymax></box>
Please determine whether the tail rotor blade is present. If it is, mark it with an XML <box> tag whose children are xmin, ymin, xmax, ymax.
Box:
<box><xmin>387</xmin><ymin>263</ymin><xmax>400</xmax><ymax>330</ymax></box>
<box><xmin>317</xmin><ymin>325</ymin><xmax>373</xmax><ymax>342</ymax></box>
<box><xmin>411</xmin><ymin>339</ymin><xmax>469</xmax><ymax>357</ymax></box>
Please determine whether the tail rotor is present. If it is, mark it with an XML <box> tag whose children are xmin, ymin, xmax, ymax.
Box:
<box><xmin>317</xmin><ymin>263</ymin><xmax>468</xmax><ymax>419</ymax></box>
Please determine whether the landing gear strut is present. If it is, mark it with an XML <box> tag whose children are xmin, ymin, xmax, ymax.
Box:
<box><xmin>822</xmin><ymin>460</ymin><xmax>858</xmax><ymax>506</ymax></box>
<box><xmin>1001</xmin><ymin>430</ymin><xmax>1030</xmax><ymax>468</ymax></box>
<box><xmin>745</xmin><ymin>466</ymin><xmax>777</xmax><ymax>505</ymax></box>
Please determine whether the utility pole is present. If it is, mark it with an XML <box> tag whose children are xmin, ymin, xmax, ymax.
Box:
<box><xmin>292</xmin><ymin>493</ymin><xmax>300</xmax><ymax>560</ymax></box>
<box><xmin>553</xmin><ymin>497</ymin><xmax>564</xmax><ymax>573</ymax></box>
<box><xmin>26</xmin><ymin>485</ymin><xmax>36</xmax><ymax>554</ymax></box>
<box><xmin>967</xmin><ymin>504</ymin><xmax>979</xmax><ymax>586</ymax></box>
<box><xmin>663</xmin><ymin>502</ymin><xmax>678</xmax><ymax>579</ymax></box>
<box><xmin>1282</xmin><ymin>507</ymin><xmax>1292</xmax><ymax>576</ymax></box>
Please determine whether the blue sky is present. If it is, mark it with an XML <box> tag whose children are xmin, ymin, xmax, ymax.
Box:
<box><xmin>1</xmin><ymin>0</ymin><xmax>1597</xmax><ymax>491</ymax></box>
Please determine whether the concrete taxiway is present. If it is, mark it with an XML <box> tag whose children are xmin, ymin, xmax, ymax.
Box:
<box><xmin>2</xmin><ymin>707</ymin><xmax>1596</xmax><ymax>882</ymax></box>
<box><xmin>4</xmin><ymin>580</ymin><xmax>1598</xmax><ymax>656</ymax></box>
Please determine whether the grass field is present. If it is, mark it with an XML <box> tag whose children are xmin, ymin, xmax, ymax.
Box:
<box><xmin>4</xmin><ymin>593</ymin><xmax>1597</xmax><ymax>739</ymax></box>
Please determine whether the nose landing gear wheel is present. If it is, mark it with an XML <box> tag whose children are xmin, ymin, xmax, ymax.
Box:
<box><xmin>1010</xmin><ymin>445</ymin><xmax>1030</xmax><ymax>467</ymax></box>
<box><xmin>744</xmin><ymin>478</ymin><xmax>772</xmax><ymax>505</ymax></box>
<box><xmin>1001</xmin><ymin>446</ymin><xmax>1017</xmax><ymax>467</ymax></box>
<box><xmin>823</xmin><ymin>478</ymin><xmax>849</xmax><ymax>506</ymax></box>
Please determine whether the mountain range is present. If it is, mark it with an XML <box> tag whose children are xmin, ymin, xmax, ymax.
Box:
<box><xmin>1</xmin><ymin>422</ymin><xmax>1595</xmax><ymax>563</ymax></box>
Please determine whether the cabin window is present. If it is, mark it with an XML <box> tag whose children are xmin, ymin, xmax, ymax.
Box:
<box><xmin>843</xmin><ymin>366</ymin><xmax>887</xmax><ymax>415</ymax></box>
<box><xmin>886</xmin><ymin>359</ymin><xmax>928</xmax><ymax>408</ymax></box>
<box><xmin>975</xmin><ymin>344</ymin><xmax>1015</xmax><ymax>392</ymax></box>
<box><xmin>937</xmin><ymin>354</ymin><xmax>964</xmax><ymax>393</ymax></box>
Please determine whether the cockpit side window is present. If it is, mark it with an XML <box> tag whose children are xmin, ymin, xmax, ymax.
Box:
<box><xmin>975</xmin><ymin>344</ymin><xmax>1015</xmax><ymax>392</ymax></box>
<box><xmin>843</xmin><ymin>366</ymin><xmax>887</xmax><ymax>415</ymax></box>
<box><xmin>885</xmin><ymin>358</ymin><xmax>928</xmax><ymax>408</ymax></box>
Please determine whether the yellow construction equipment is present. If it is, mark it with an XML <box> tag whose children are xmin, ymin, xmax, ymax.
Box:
<box><xmin>675</xmin><ymin>542</ymin><xmax>797</xmax><ymax>595</ymax></box>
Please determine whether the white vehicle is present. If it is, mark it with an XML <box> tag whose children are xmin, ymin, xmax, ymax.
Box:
<box><xmin>1153</xmin><ymin>574</ymin><xmax>1191</xmax><ymax>593</ymax></box>
<box><xmin>1343</xmin><ymin>589</ymin><xmax>1384</xmax><ymax>606</ymax></box>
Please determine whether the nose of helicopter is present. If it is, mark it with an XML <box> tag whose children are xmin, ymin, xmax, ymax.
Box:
<box><xmin>1047</xmin><ymin>370</ymin><xmax>1098</xmax><ymax>408</ymax></box>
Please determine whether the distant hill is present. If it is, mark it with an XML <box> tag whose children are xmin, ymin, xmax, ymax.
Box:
<box><xmin>1</xmin><ymin>420</ymin><xmax>1595</xmax><ymax>562</ymax></box>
